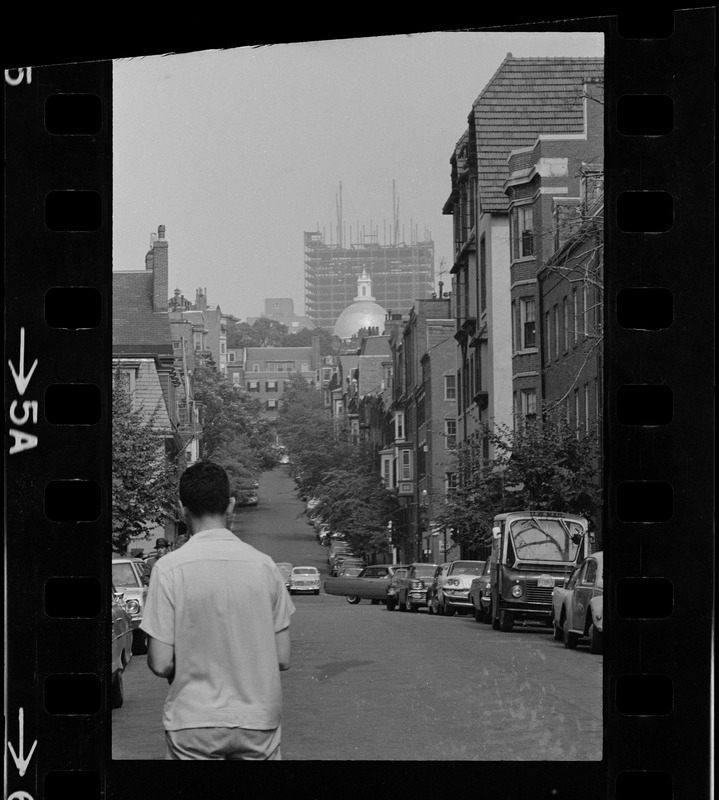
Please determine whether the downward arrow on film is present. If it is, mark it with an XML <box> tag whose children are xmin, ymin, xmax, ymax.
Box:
<box><xmin>7</xmin><ymin>708</ymin><xmax>37</xmax><ymax>777</ymax></box>
<box><xmin>8</xmin><ymin>327</ymin><xmax>38</xmax><ymax>396</ymax></box>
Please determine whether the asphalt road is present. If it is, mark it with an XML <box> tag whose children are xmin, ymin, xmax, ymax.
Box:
<box><xmin>112</xmin><ymin>466</ymin><xmax>602</xmax><ymax>761</ymax></box>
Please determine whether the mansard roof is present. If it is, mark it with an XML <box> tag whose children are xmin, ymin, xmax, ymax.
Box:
<box><xmin>470</xmin><ymin>55</ymin><xmax>604</xmax><ymax>213</ymax></box>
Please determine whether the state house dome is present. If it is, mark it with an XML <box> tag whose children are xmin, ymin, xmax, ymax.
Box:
<box><xmin>333</xmin><ymin>270</ymin><xmax>387</xmax><ymax>340</ymax></box>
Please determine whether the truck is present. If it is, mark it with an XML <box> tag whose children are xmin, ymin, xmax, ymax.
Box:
<box><xmin>489</xmin><ymin>510</ymin><xmax>593</xmax><ymax>632</ymax></box>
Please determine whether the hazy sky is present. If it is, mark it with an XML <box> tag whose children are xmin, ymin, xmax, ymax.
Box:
<box><xmin>113</xmin><ymin>31</ymin><xmax>604</xmax><ymax>322</ymax></box>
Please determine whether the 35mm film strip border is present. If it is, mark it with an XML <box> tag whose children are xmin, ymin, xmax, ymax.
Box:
<box><xmin>4</xmin><ymin>12</ymin><xmax>714</xmax><ymax>799</ymax></box>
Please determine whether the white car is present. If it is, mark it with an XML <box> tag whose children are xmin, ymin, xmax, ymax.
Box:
<box><xmin>429</xmin><ymin>560</ymin><xmax>486</xmax><ymax>616</ymax></box>
<box><xmin>289</xmin><ymin>566</ymin><xmax>321</xmax><ymax>595</ymax></box>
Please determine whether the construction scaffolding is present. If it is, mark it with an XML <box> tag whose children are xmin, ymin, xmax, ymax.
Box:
<box><xmin>304</xmin><ymin>230</ymin><xmax>435</xmax><ymax>330</ymax></box>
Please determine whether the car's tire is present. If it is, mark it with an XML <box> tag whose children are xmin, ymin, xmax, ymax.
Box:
<box><xmin>484</xmin><ymin>602</ymin><xmax>493</xmax><ymax>624</ymax></box>
<box><xmin>132</xmin><ymin>629</ymin><xmax>148</xmax><ymax>655</ymax></box>
<box><xmin>314</xmin><ymin>590</ymin><xmax>320</xmax><ymax>596</ymax></box>
<box><xmin>427</xmin><ymin>596</ymin><xmax>435</xmax><ymax>615</ymax></box>
<box><xmin>563</xmin><ymin>625</ymin><xmax>579</xmax><ymax>649</ymax></box>
<box><xmin>408</xmin><ymin>597</ymin><xmax>418</xmax><ymax>612</ymax></box>
<box><xmin>498</xmin><ymin>609</ymin><xmax>514</xmax><ymax>632</ymax></box>
<box><xmin>474</xmin><ymin>605</ymin><xmax>483</xmax><ymax>622</ymax></box>
<box><xmin>398</xmin><ymin>594</ymin><xmax>407</xmax><ymax>612</ymax></box>
<box><xmin>386</xmin><ymin>598</ymin><xmax>397</xmax><ymax>611</ymax></box>
<box><xmin>589</xmin><ymin>624</ymin><xmax>603</xmax><ymax>654</ymax></box>
<box><xmin>346</xmin><ymin>595</ymin><xmax>361</xmax><ymax>604</ymax></box>
<box><xmin>110</xmin><ymin>670</ymin><xmax>124</xmax><ymax>709</ymax></box>
<box><xmin>552</xmin><ymin>616</ymin><xmax>564</xmax><ymax>641</ymax></box>
<box><xmin>441</xmin><ymin>599</ymin><xmax>455</xmax><ymax>617</ymax></box>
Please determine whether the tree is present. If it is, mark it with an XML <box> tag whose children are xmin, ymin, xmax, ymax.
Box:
<box><xmin>277</xmin><ymin>374</ymin><xmax>398</xmax><ymax>560</ymax></box>
<box><xmin>226</xmin><ymin>318</ymin><xmax>288</xmax><ymax>348</ymax></box>
<box><xmin>437</xmin><ymin>418</ymin><xmax>602</xmax><ymax>556</ymax></box>
<box><xmin>192</xmin><ymin>365</ymin><xmax>276</xmax><ymax>470</ymax></box>
<box><xmin>112</xmin><ymin>371</ymin><xmax>183</xmax><ymax>554</ymax></box>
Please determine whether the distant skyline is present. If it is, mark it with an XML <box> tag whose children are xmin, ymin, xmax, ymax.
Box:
<box><xmin>113</xmin><ymin>31</ymin><xmax>604</xmax><ymax>323</ymax></box>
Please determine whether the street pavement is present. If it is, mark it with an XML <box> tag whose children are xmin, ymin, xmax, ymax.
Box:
<box><xmin>112</xmin><ymin>466</ymin><xmax>602</xmax><ymax>761</ymax></box>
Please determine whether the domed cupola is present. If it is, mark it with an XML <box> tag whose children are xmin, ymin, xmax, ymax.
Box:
<box><xmin>333</xmin><ymin>270</ymin><xmax>387</xmax><ymax>340</ymax></box>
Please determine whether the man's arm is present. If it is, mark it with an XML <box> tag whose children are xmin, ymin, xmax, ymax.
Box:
<box><xmin>147</xmin><ymin>636</ymin><xmax>175</xmax><ymax>680</ymax></box>
<box><xmin>275</xmin><ymin>627</ymin><xmax>291</xmax><ymax>671</ymax></box>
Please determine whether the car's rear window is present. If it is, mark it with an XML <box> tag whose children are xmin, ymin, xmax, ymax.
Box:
<box><xmin>112</xmin><ymin>562</ymin><xmax>139</xmax><ymax>588</ymax></box>
<box><xmin>413</xmin><ymin>565</ymin><xmax>437</xmax><ymax>577</ymax></box>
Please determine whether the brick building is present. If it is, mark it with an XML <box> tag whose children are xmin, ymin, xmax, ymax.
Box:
<box><xmin>113</xmin><ymin>225</ymin><xmax>199</xmax><ymax>550</ymax></box>
<box><xmin>443</xmin><ymin>55</ymin><xmax>604</xmax><ymax>459</ymax></box>
<box><xmin>505</xmin><ymin>77</ymin><xmax>604</xmax><ymax>426</ymax></box>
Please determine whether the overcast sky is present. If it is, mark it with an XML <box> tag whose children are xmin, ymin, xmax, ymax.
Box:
<box><xmin>113</xmin><ymin>31</ymin><xmax>604</xmax><ymax>322</ymax></box>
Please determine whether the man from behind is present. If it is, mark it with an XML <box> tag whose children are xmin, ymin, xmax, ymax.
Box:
<box><xmin>140</xmin><ymin>460</ymin><xmax>295</xmax><ymax>760</ymax></box>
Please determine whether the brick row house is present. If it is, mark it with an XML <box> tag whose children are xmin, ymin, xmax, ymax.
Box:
<box><xmin>330</xmin><ymin>300</ymin><xmax>457</xmax><ymax>565</ymax></box>
<box><xmin>113</xmin><ymin>225</ymin><xmax>202</xmax><ymax>552</ymax></box>
<box><xmin>226</xmin><ymin>338</ymin><xmax>323</xmax><ymax>422</ymax></box>
<box><xmin>443</xmin><ymin>54</ymin><xmax>604</xmax><ymax>450</ymax></box>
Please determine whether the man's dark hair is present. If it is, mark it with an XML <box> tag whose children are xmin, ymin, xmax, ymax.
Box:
<box><xmin>179</xmin><ymin>460</ymin><xmax>231</xmax><ymax>517</ymax></box>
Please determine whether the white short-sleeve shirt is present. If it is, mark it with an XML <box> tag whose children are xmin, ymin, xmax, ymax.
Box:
<box><xmin>140</xmin><ymin>529</ymin><xmax>295</xmax><ymax>731</ymax></box>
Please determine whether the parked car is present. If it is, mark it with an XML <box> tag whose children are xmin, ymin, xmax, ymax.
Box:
<box><xmin>395</xmin><ymin>563</ymin><xmax>440</xmax><ymax>612</ymax></box>
<box><xmin>237</xmin><ymin>492</ymin><xmax>259</xmax><ymax>506</ymax></box>
<box><xmin>337</xmin><ymin>563</ymin><xmax>364</xmax><ymax>578</ymax></box>
<box><xmin>275</xmin><ymin>562</ymin><xmax>294</xmax><ymax>589</ymax></box>
<box><xmin>468</xmin><ymin>557</ymin><xmax>494</xmax><ymax>623</ymax></box>
<box><xmin>428</xmin><ymin>560</ymin><xmax>486</xmax><ymax>616</ymax></box>
<box><xmin>551</xmin><ymin>564</ymin><xmax>583</xmax><ymax>640</ymax></box>
<box><xmin>111</xmin><ymin>587</ymin><xmax>134</xmax><ymax>709</ymax></box>
<box><xmin>331</xmin><ymin>555</ymin><xmax>365</xmax><ymax>577</ymax></box>
<box><xmin>385</xmin><ymin>566</ymin><xmax>410</xmax><ymax>610</ymax></box>
<box><xmin>325</xmin><ymin>564</ymin><xmax>407</xmax><ymax>604</ymax></box>
<box><xmin>111</xmin><ymin>555</ymin><xmax>151</xmax><ymax>654</ymax></box>
<box><xmin>558</xmin><ymin>552</ymin><xmax>603</xmax><ymax>653</ymax></box>
<box><xmin>289</xmin><ymin>566</ymin><xmax>321</xmax><ymax>595</ymax></box>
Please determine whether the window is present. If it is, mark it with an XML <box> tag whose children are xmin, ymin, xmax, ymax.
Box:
<box><xmin>394</xmin><ymin>412</ymin><xmax>405</xmax><ymax>441</ymax></box>
<box><xmin>583</xmin><ymin>284</ymin><xmax>590</xmax><ymax>336</ymax></box>
<box><xmin>574</xmin><ymin>388</ymin><xmax>580</xmax><ymax>436</ymax></box>
<box><xmin>252</xmin><ymin>363</ymin><xmax>260</xmax><ymax>372</ymax></box>
<box><xmin>247</xmin><ymin>380</ymin><xmax>259</xmax><ymax>392</ymax></box>
<box><xmin>301</xmin><ymin>363</ymin><xmax>309</xmax><ymax>372</ymax></box>
<box><xmin>266</xmin><ymin>381</ymin><xmax>278</xmax><ymax>392</ymax></box>
<box><xmin>511</xmin><ymin>300</ymin><xmax>516</xmax><ymax>351</ymax></box>
<box><xmin>381</xmin><ymin>455</ymin><xmax>393</xmax><ymax>488</ymax></box>
<box><xmin>585</xmin><ymin>383</ymin><xmax>590</xmax><ymax>432</ymax></box>
<box><xmin>563</xmin><ymin>297</ymin><xmax>569</xmax><ymax>352</ymax></box>
<box><xmin>232</xmin><ymin>373</ymin><xmax>240</xmax><ymax>385</ymax></box>
<box><xmin>479</xmin><ymin>235</ymin><xmax>487</xmax><ymax>312</ymax></box>
<box><xmin>228</xmin><ymin>351</ymin><xmax>235</xmax><ymax>363</ymax></box>
<box><xmin>172</xmin><ymin>340</ymin><xmax>181</xmax><ymax>350</ymax></box>
<box><xmin>519</xmin><ymin>298</ymin><xmax>536</xmax><ymax>349</ymax></box>
<box><xmin>511</xmin><ymin>205</ymin><xmax>534</xmax><ymax>260</ymax></box>
<box><xmin>194</xmin><ymin>333</ymin><xmax>203</xmax><ymax>351</ymax></box>
<box><xmin>220</xmin><ymin>342</ymin><xmax>226</xmax><ymax>354</ymax></box>
<box><xmin>545</xmin><ymin>311</ymin><xmax>551</xmax><ymax>363</ymax></box>
<box><xmin>266</xmin><ymin>399</ymin><xmax>277</xmax><ymax>410</ymax></box>
<box><xmin>521</xmin><ymin>389</ymin><xmax>537</xmax><ymax>418</ymax></box>
<box><xmin>445</xmin><ymin>472</ymin><xmax>458</xmax><ymax>495</ymax></box>
<box><xmin>572</xmin><ymin>288</ymin><xmax>578</xmax><ymax>344</ymax></box>
<box><xmin>267</xmin><ymin>361</ymin><xmax>294</xmax><ymax>372</ymax></box>
<box><xmin>400</xmin><ymin>449</ymin><xmax>412</xmax><ymax>481</ymax></box>
<box><xmin>553</xmin><ymin>305</ymin><xmax>559</xmax><ymax>357</ymax></box>
<box><xmin>581</xmin><ymin>166</ymin><xmax>604</xmax><ymax>212</ymax></box>
<box><xmin>444</xmin><ymin>374</ymin><xmax>456</xmax><ymax>401</ymax></box>
<box><xmin>444</xmin><ymin>419</ymin><xmax>457</xmax><ymax>449</ymax></box>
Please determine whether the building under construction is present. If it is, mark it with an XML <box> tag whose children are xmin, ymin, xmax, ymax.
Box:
<box><xmin>304</xmin><ymin>230</ymin><xmax>435</xmax><ymax>330</ymax></box>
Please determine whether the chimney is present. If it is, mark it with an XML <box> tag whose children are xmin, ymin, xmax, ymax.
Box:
<box><xmin>195</xmin><ymin>287</ymin><xmax>207</xmax><ymax>311</ymax></box>
<box><xmin>147</xmin><ymin>225</ymin><xmax>169</xmax><ymax>312</ymax></box>
<box><xmin>311</xmin><ymin>332</ymin><xmax>321</xmax><ymax>370</ymax></box>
